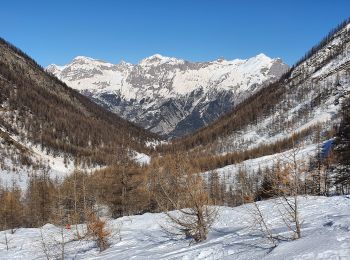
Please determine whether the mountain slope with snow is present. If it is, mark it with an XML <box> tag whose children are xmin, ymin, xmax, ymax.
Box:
<box><xmin>47</xmin><ymin>54</ymin><xmax>288</xmax><ymax>137</ymax></box>
<box><xmin>0</xmin><ymin>37</ymin><xmax>158</xmax><ymax>188</ymax></box>
<box><xmin>1</xmin><ymin>196</ymin><xmax>349</xmax><ymax>259</ymax></box>
<box><xmin>165</xmin><ymin>21</ymin><xmax>350</xmax><ymax>158</ymax></box>
<box><xmin>216</xmin><ymin>23</ymin><xmax>350</xmax><ymax>154</ymax></box>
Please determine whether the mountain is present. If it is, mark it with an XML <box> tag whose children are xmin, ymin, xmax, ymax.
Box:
<box><xmin>160</xmin><ymin>19</ymin><xmax>350</xmax><ymax>171</ymax></box>
<box><xmin>0</xmin><ymin>38</ymin><xmax>159</xmax><ymax>187</ymax></box>
<box><xmin>47</xmin><ymin>53</ymin><xmax>289</xmax><ymax>137</ymax></box>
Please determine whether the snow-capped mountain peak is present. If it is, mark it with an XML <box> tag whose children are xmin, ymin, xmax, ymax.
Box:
<box><xmin>118</xmin><ymin>60</ymin><xmax>132</xmax><ymax>66</ymax></box>
<box><xmin>139</xmin><ymin>53</ymin><xmax>185</xmax><ymax>66</ymax></box>
<box><xmin>47</xmin><ymin>53</ymin><xmax>289</xmax><ymax>137</ymax></box>
<box><xmin>72</xmin><ymin>55</ymin><xmax>95</xmax><ymax>62</ymax></box>
<box><xmin>253</xmin><ymin>52</ymin><xmax>269</xmax><ymax>59</ymax></box>
<box><xmin>70</xmin><ymin>55</ymin><xmax>116</xmax><ymax>67</ymax></box>
<box><xmin>46</xmin><ymin>64</ymin><xmax>66</xmax><ymax>74</ymax></box>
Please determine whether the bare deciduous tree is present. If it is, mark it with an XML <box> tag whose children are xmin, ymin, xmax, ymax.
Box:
<box><xmin>247</xmin><ymin>202</ymin><xmax>278</xmax><ymax>247</ymax></box>
<box><xmin>275</xmin><ymin>138</ymin><xmax>305</xmax><ymax>240</ymax></box>
<box><xmin>155</xmin><ymin>155</ymin><xmax>218</xmax><ymax>243</ymax></box>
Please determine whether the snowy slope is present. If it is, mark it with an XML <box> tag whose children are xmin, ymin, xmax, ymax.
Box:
<box><xmin>0</xmin><ymin>127</ymin><xmax>103</xmax><ymax>189</ymax></box>
<box><xmin>203</xmin><ymin>142</ymin><xmax>319</xmax><ymax>191</ymax></box>
<box><xmin>0</xmin><ymin>128</ymin><xmax>148</xmax><ymax>189</ymax></box>
<box><xmin>1</xmin><ymin>196</ymin><xmax>349</xmax><ymax>259</ymax></box>
<box><xmin>210</xmin><ymin>22</ymin><xmax>350</xmax><ymax>155</ymax></box>
<box><xmin>0</xmin><ymin>108</ymin><xmax>148</xmax><ymax>189</ymax></box>
<box><xmin>47</xmin><ymin>54</ymin><xmax>288</xmax><ymax>137</ymax></box>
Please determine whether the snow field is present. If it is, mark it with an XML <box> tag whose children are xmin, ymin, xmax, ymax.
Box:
<box><xmin>1</xmin><ymin>196</ymin><xmax>350</xmax><ymax>259</ymax></box>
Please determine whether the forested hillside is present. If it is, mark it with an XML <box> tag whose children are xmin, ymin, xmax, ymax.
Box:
<box><xmin>0</xmin><ymin>37</ymin><xmax>159</xmax><ymax>171</ymax></box>
<box><xmin>333</xmin><ymin>95</ymin><xmax>350</xmax><ymax>193</ymax></box>
<box><xmin>157</xmin><ymin>18</ymin><xmax>350</xmax><ymax>173</ymax></box>
<box><xmin>0</xmin><ymin>37</ymin><xmax>160</xmax><ymax>229</ymax></box>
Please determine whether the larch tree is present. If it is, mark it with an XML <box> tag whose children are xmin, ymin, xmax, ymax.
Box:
<box><xmin>154</xmin><ymin>154</ymin><xmax>218</xmax><ymax>243</ymax></box>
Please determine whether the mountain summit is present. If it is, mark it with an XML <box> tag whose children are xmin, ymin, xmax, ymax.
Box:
<box><xmin>47</xmin><ymin>54</ymin><xmax>289</xmax><ymax>137</ymax></box>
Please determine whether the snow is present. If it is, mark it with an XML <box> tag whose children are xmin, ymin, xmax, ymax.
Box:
<box><xmin>45</xmin><ymin>53</ymin><xmax>288</xmax><ymax>136</ymax></box>
<box><xmin>132</xmin><ymin>151</ymin><xmax>151</xmax><ymax>165</ymax></box>
<box><xmin>1</xmin><ymin>196</ymin><xmax>350</xmax><ymax>259</ymax></box>
<box><xmin>145</xmin><ymin>139</ymin><xmax>168</xmax><ymax>148</ymax></box>
<box><xmin>171</xmin><ymin>53</ymin><xmax>283</xmax><ymax>95</ymax></box>
<box><xmin>203</xmin><ymin>143</ymin><xmax>318</xmax><ymax>190</ymax></box>
<box><xmin>0</xmin><ymin>141</ymin><xmax>103</xmax><ymax>190</ymax></box>
<box><xmin>139</xmin><ymin>53</ymin><xmax>185</xmax><ymax>66</ymax></box>
<box><xmin>0</xmin><ymin>120</ymin><xmax>103</xmax><ymax>189</ymax></box>
<box><xmin>47</xmin><ymin>53</ymin><xmax>288</xmax><ymax>101</ymax></box>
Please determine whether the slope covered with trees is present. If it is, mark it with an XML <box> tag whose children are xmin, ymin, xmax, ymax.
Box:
<box><xmin>0</xmin><ymin>37</ymin><xmax>159</xmax><ymax>168</ymax></box>
<box><xmin>333</xmin><ymin>95</ymin><xmax>350</xmax><ymax>192</ymax></box>
<box><xmin>157</xmin><ymin>18</ymin><xmax>350</xmax><ymax>172</ymax></box>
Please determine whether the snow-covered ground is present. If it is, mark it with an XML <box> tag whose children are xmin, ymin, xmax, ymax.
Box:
<box><xmin>203</xmin><ymin>142</ymin><xmax>318</xmax><ymax>191</ymax></box>
<box><xmin>1</xmin><ymin>196</ymin><xmax>350</xmax><ymax>259</ymax></box>
<box><xmin>0</xmin><ymin>138</ymin><xmax>103</xmax><ymax>190</ymax></box>
<box><xmin>132</xmin><ymin>151</ymin><xmax>151</xmax><ymax>165</ymax></box>
<box><xmin>0</xmin><ymin>121</ymin><xmax>148</xmax><ymax>189</ymax></box>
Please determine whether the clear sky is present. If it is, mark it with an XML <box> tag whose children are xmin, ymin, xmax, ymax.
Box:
<box><xmin>1</xmin><ymin>0</ymin><xmax>349</xmax><ymax>67</ymax></box>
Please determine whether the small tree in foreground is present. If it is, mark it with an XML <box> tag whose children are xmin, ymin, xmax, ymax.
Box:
<box><xmin>86</xmin><ymin>210</ymin><xmax>111</xmax><ymax>252</ymax></box>
<box><xmin>154</xmin><ymin>155</ymin><xmax>218</xmax><ymax>243</ymax></box>
<box><xmin>248</xmin><ymin>201</ymin><xmax>278</xmax><ymax>247</ymax></box>
<box><xmin>248</xmin><ymin>138</ymin><xmax>305</xmax><ymax>242</ymax></box>
<box><xmin>277</xmin><ymin>140</ymin><xmax>304</xmax><ymax>240</ymax></box>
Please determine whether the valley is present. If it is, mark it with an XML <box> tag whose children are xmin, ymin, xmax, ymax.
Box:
<box><xmin>0</xmin><ymin>4</ymin><xmax>349</xmax><ymax>260</ymax></box>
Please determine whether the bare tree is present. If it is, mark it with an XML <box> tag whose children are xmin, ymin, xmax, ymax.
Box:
<box><xmin>39</xmin><ymin>222</ymin><xmax>70</xmax><ymax>260</ymax></box>
<box><xmin>155</xmin><ymin>155</ymin><xmax>218</xmax><ymax>243</ymax></box>
<box><xmin>275</xmin><ymin>138</ymin><xmax>305</xmax><ymax>240</ymax></box>
<box><xmin>0</xmin><ymin>182</ymin><xmax>22</xmax><ymax>233</ymax></box>
<box><xmin>40</xmin><ymin>186</ymin><xmax>70</xmax><ymax>260</ymax></box>
<box><xmin>250</xmin><ymin>137</ymin><xmax>305</xmax><ymax>241</ymax></box>
<box><xmin>208</xmin><ymin>170</ymin><xmax>224</xmax><ymax>205</ymax></box>
<box><xmin>39</xmin><ymin>227</ymin><xmax>51</xmax><ymax>260</ymax></box>
<box><xmin>235</xmin><ymin>166</ymin><xmax>255</xmax><ymax>205</ymax></box>
<box><xmin>0</xmin><ymin>228</ymin><xmax>14</xmax><ymax>251</ymax></box>
<box><xmin>247</xmin><ymin>201</ymin><xmax>278</xmax><ymax>247</ymax></box>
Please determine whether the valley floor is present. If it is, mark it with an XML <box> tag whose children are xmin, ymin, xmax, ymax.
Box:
<box><xmin>1</xmin><ymin>196</ymin><xmax>350</xmax><ymax>259</ymax></box>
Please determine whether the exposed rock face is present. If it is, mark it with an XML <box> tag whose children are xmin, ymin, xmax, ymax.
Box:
<box><xmin>47</xmin><ymin>54</ymin><xmax>289</xmax><ymax>138</ymax></box>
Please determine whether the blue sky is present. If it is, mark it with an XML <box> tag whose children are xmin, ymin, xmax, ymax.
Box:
<box><xmin>1</xmin><ymin>0</ymin><xmax>349</xmax><ymax>66</ymax></box>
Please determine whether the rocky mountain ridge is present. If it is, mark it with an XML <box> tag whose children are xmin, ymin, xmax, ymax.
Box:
<box><xmin>47</xmin><ymin>53</ymin><xmax>289</xmax><ymax>137</ymax></box>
